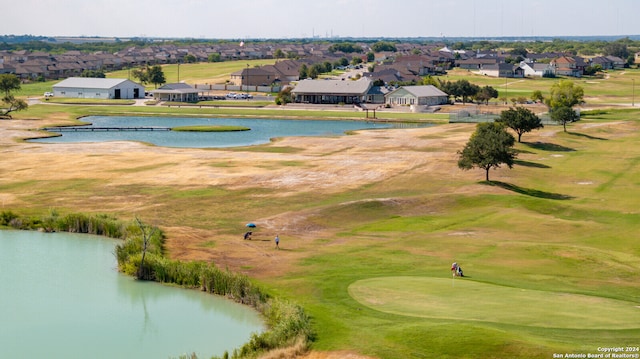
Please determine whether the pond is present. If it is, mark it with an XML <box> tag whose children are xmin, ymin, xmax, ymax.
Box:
<box><xmin>0</xmin><ymin>230</ymin><xmax>264</xmax><ymax>359</ymax></box>
<box><xmin>28</xmin><ymin>116</ymin><xmax>430</xmax><ymax>148</ymax></box>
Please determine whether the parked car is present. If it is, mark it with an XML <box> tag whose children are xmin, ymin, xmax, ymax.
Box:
<box><xmin>44</xmin><ymin>92</ymin><xmax>54</xmax><ymax>98</ymax></box>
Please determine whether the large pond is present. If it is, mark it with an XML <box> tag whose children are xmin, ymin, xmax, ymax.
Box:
<box><xmin>28</xmin><ymin>116</ymin><xmax>429</xmax><ymax>148</ymax></box>
<box><xmin>0</xmin><ymin>230</ymin><xmax>264</xmax><ymax>359</ymax></box>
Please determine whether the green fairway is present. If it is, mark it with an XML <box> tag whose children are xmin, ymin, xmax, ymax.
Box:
<box><xmin>349</xmin><ymin>276</ymin><xmax>640</xmax><ymax>329</ymax></box>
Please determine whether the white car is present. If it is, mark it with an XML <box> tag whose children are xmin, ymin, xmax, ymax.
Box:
<box><xmin>44</xmin><ymin>92</ymin><xmax>54</xmax><ymax>98</ymax></box>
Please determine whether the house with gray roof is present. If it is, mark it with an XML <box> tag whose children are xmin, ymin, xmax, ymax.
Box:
<box><xmin>519</xmin><ymin>61</ymin><xmax>555</xmax><ymax>77</ymax></box>
<box><xmin>291</xmin><ymin>78</ymin><xmax>373</xmax><ymax>104</ymax></box>
<box><xmin>385</xmin><ymin>85</ymin><xmax>449</xmax><ymax>107</ymax></box>
<box><xmin>151</xmin><ymin>83</ymin><xmax>200</xmax><ymax>102</ymax></box>
<box><xmin>52</xmin><ymin>77</ymin><xmax>144</xmax><ymax>99</ymax></box>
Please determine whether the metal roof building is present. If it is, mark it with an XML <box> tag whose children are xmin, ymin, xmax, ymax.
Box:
<box><xmin>52</xmin><ymin>77</ymin><xmax>145</xmax><ymax>99</ymax></box>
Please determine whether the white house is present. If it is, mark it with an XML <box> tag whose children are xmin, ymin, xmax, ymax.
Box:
<box><xmin>52</xmin><ymin>77</ymin><xmax>145</xmax><ymax>99</ymax></box>
<box><xmin>385</xmin><ymin>85</ymin><xmax>449</xmax><ymax>107</ymax></box>
<box><xmin>519</xmin><ymin>61</ymin><xmax>555</xmax><ymax>77</ymax></box>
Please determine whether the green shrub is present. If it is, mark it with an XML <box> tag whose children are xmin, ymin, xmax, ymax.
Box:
<box><xmin>0</xmin><ymin>210</ymin><xmax>19</xmax><ymax>226</ymax></box>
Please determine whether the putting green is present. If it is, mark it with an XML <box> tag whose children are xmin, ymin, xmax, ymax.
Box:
<box><xmin>349</xmin><ymin>277</ymin><xmax>640</xmax><ymax>329</ymax></box>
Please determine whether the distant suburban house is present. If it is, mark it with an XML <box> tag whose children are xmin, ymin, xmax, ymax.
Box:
<box><xmin>590</xmin><ymin>56</ymin><xmax>614</xmax><ymax>70</ymax></box>
<box><xmin>0</xmin><ymin>62</ymin><xmax>16</xmax><ymax>74</ymax></box>
<box><xmin>551</xmin><ymin>56</ymin><xmax>582</xmax><ymax>77</ymax></box>
<box><xmin>385</xmin><ymin>85</ymin><xmax>449</xmax><ymax>107</ymax></box>
<box><xmin>151</xmin><ymin>83</ymin><xmax>200</xmax><ymax>102</ymax></box>
<box><xmin>605</xmin><ymin>55</ymin><xmax>626</xmax><ymax>69</ymax></box>
<box><xmin>291</xmin><ymin>78</ymin><xmax>373</xmax><ymax>104</ymax></box>
<box><xmin>260</xmin><ymin>60</ymin><xmax>303</xmax><ymax>84</ymax></box>
<box><xmin>477</xmin><ymin>63</ymin><xmax>524</xmax><ymax>78</ymax></box>
<box><xmin>230</xmin><ymin>67</ymin><xmax>277</xmax><ymax>86</ymax></box>
<box><xmin>52</xmin><ymin>77</ymin><xmax>145</xmax><ymax>99</ymax></box>
<box><xmin>519</xmin><ymin>61</ymin><xmax>555</xmax><ymax>77</ymax></box>
<box><xmin>457</xmin><ymin>58</ymin><xmax>498</xmax><ymax>70</ymax></box>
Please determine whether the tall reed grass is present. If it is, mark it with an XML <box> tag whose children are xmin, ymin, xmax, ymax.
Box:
<box><xmin>0</xmin><ymin>209</ymin><xmax>314</xmax><ymax>358</ymax></box>
<box><xmin>113</xmin><ymin>220</ymin><xmax>314</xmax><ymax>358</ymax></box>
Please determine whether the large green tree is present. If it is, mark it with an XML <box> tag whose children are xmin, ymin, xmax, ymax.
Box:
<box><xmin>545</xmin><ymin>80</ymin><xmax>583</xmax><ymax>132</ymax></box>
<box><xmin>131</xmin><ymin>67</ymin><xmax>149</xmax><ymax>85</ymax></box>
<box><xmin>147</xmin><ymin>65</ymin><xmax>166</xmax><ymax>88</ymax></box>
<box><xmin>0</xmin><ymin>74</ymin><xmax>28</xmax><ymax>118</ymax></box>
<box><xmin>474</xmin><ymin>85</ymin><xmax>499</xmax><ymax>105</ymax></box>
<box><xmin>132</xmin><ymin>65</ymin><xmax>166</xmax><ymax>88</ymax></box>
<box><xmin>440</xmin><ymin>79</ymin><xmax>480</xmax><ymax>104</ymax></box>
<box><xmin>545</xmin><ymin>80</ymin><xmax>584</xmax><ymax>109</ymax></box>
<box><xmin>458</xmin><ymin>122</ymin><xmax>517</xmax><ymax>181</ymax></box>
<box><xmin>495</xmin><ymin>106</ymin><xmax>544</xmax><ymax>142</ymax></box>
<box><xmin>550</xmin><ymin>106</ymin><xmax>580</xmax><ymax>132</ymax></box>
<box><xmin>0</xmin><ymin>73</ymin><xmax>21</xmax><ymax>97</ymax></box>
<box><xmin>1</xmin><ymin>95</ymin><xmax>28</xmax><ymax>118</ymax></box>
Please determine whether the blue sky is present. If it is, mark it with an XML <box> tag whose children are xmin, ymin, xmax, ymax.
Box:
<box><xmin>2</xmin><ymin>0</ymin><xmax>639</xmax><ymax>39</ymax></box>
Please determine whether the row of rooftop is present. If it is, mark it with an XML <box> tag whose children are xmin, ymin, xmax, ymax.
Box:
<box><xmin>0</xmin><ymin>41</ymin><xmax>633</xmax><ymax>83</ymax></box>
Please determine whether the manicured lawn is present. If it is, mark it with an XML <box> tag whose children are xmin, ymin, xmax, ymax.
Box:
<box><xmin>43</xmin><ymin>98</ymin><xmax>135</xmax><ymax>105</ymax></box>
<box><xmin>350</xmin><ymin>277</ymin><xmax>640</xmax><ymax>329</ymax></box>
<box><xmin>107</xmin><ymin>59</ymin><xmax>277</xmax><ymax>87</ymax></box>
<box><xmin>265</xmin><ymin>111</ymin><xmax>640</xmax><ymax>358</ymax></box>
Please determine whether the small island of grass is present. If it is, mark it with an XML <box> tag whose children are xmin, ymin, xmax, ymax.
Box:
<box><xmin>171</xmin><ymin>125</ymin><xmax>250</xmax><ymax>132</ymax></box>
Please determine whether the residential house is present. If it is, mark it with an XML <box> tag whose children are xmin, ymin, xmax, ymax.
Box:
<box><xmin>385</xmin><ymin>85</ymin><xmax>449</xmax><ymax>107</ymax></box>
<box><xmin>519</xmin><ymin>61</ymin><xmax>555</xmax><ymax>77</ymax></box>
<box><xmin>590</xmin><ymin>56</ymin><xmax>614</xmax><ymax>70</ymax></box>
<box><xmin>605</xmin><ymin>56</ymin><xmax>626</xmax><ymax>69</ymax></box>
<box><xmin>363</xmin><ymin>68</ymin><xmax>404</xmax><ymax>85</ymax></box>
<box><xmin>0</xmin><ymin>63</ymin><xmax>16</xmax><ymax>74</ymax></box>
<box><xmin>230</xmin><ymin>67</ymin><xmax>277</xmax><ymax>87</ymax></box>
<box><xmin>291</xmin><ymin>78</ymin><xmax>373</xmax><ymax>104</ymax></box>
<box><xmin>551</xmin><ymin>56</ymin><xmax>582</xmax><ymax>77</ymax></box>
<box><xmin>477</xmin><ymin>63</ymin><xmax>524</xmax><ymax>78</ymax></box>
<box><xmin>260</xmin><ymin>60</ymin><xmax>303</xmax><ymax>84</ymax></box>
<box><xmin>457</xmin><ymin>58</ymin><xmax>498</xmax><ymax>71</ymax></box>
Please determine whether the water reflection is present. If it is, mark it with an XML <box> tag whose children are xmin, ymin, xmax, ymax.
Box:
<box><xmin>0</xmin><ymin>230</ymin><xmax>263</xmax><ymax>359</ymax></box>
<box><xmin>28</xmin><ymin>116</ymin><xmax>429</xmax><ymax>148</ymax></box>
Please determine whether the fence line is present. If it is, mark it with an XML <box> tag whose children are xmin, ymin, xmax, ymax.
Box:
<box><xmin>194</xmin><ymin>84</ymin><xmax>281</xmax><ymax>93</ymax></box>
<box><xmin>449</xmin><ymin>105</ymin><xmax>555</xmax><ymax>124</ymax></box>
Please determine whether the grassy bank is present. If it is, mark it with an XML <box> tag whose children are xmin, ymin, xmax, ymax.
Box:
<box><xmin>0</xmin><ymin>211</ymin><xmax>313</xmax><ymax>359</ymax></box>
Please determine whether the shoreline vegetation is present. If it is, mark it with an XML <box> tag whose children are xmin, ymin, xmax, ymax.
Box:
<box><xmin>0</xmin><ymin>211</ymin><xmax>312</xmax><ymax>359</ymax></box>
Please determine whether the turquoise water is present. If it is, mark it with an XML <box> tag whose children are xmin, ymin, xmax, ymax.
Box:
<box><xmin>0</xmin><ymin>230</ymin><xmax>264</xmax><ymax>359</ymax></box>
<box><xmin>28</xmin><ymin>116</ymin><xmax>427</xmax><ymax>148</ymax></box>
